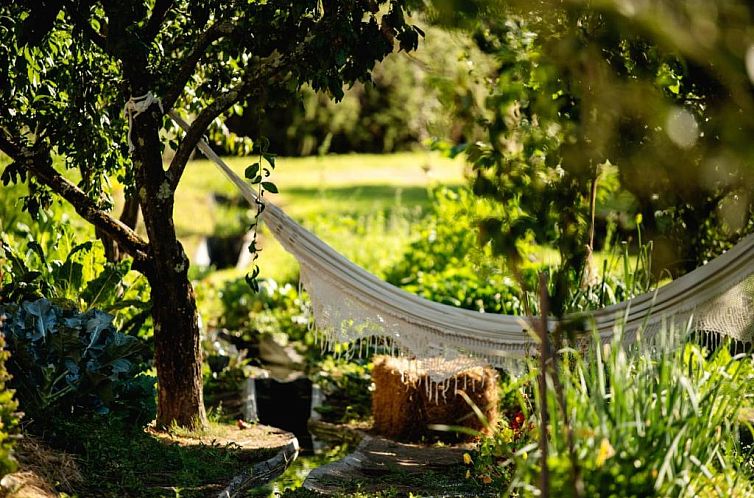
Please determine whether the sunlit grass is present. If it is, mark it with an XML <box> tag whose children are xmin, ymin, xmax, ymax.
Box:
<box><xmin>175</xmin><ymin>151</ymin><xmax>465</xmax><ymax>282</ymax></box>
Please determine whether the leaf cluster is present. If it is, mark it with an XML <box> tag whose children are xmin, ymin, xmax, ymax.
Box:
<box><xmin>0</xmin><ymin>299</ymin><xmax>154</xmax><ymax>422</ymax></box>
<box><xmin>511</xmin><ymin>332</ymin><xmax>754</xmax><ymax>497</ymax></box>
<box><xmin>438</xmin><ymin>0</ymin><xmax>754</xmax><ymax>305</ymax></box>
<box><xmin>0</xmin><ymin>329</ymin><xmax>19</xmax><ymax>479</ymax></box>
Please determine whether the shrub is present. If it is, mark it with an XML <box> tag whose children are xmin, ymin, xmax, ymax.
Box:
<box><xmin>0</xmin><ymin>299</ymin><xmax>155</xmax><ymax>423</ymax></box>
<box><xmin>385</xmin><ymin>187</ymin><xmax>529</xmax><ymax>314</ymax></box>
<box><xmin>475</xmin><ymin>329</ymin><xmax>754</xmax><ymax>497</ymax></box>
<box><xmin>0</xmin><ymin>322</ymin><xmax>19</xmax><ymax>478</ymax></box>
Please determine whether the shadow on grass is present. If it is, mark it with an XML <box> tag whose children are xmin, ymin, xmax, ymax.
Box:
<box><xmin>214</xmin><ymin>184</ymin><xmax>464</xmax><ymax>212</ymax></box>
<box><xmin>40</xmin><ymin>416</ymin><xmax>281</xmax><ymax>498</ymax></box>
<box><xmin>283</xmin><ymin>185</ymin><xmax>433</xmax><ymax>206</ymax></box>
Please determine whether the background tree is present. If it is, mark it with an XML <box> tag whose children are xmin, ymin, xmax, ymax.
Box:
<box><xmin>0</xmin><ymin>0</ymin><xmax>423</xmax><ymax>428</ymax></box>
<box><xmin>428</xmin><ymin>0</ymin><xmax>754</xmax><ymax>314</ymax></box>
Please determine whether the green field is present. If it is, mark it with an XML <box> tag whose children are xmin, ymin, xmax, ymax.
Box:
<box><xmin>174</xmin><ymin>152</ymin><xmax>466</xmax><ymax>283</ymax></box>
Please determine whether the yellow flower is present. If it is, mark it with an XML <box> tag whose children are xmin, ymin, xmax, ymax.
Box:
<box><xmin>500</xmin><ymin>427</ymin><xmax>514</xmax><ymax>444</ymax></box>
<box><xmin>465</xmin><ymin>469</ymin><xmax>471</xmax><ymax>479</ymax></box>
<box><xmin>521</xmin><ymin>451</ymin><xmax>528</xmax><ymax>461</ymax></box>
<box><xmin>596</xmin><ymin>437</ymin><xmax>616</xmax><ymax>467</ymax></box>
<box><xmin>463</xmin><ymin>453</ymin><xmax>473</xmax><ymax>465</ymax></box>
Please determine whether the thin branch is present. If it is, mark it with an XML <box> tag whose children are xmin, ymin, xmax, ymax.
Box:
<box><xmin>63</xmin><ymin>1</ymin><xmax>109</xmax><ymax>53</ymax></box>
<box><xmin>536</xmin><ymin>272</ymin><xmax>551</xmax><ymax>498</ymax></box>
<box><xmin>161</xmin><ymin>20</ymin><xmax>235</xmax><ymax>112</ymax></box>
<box><xmin>0</xmin><ymin>135</ymin><xmax>152</xmax><ymax>271</ymax></box>
<box><xmin>143</xmin><ymin>0</ymin><xmax>174</xmax><ymax>42</ymax></box>
<box><xmin>166</xmin><ymin>51</ymin><xmax>293</xmax><ymax>189</ymax></box>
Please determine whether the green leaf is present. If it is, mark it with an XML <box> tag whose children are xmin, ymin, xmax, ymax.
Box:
<box><xmin>81</xmin><ymin>261</ymin><xmax>130</xmax><ymax>309</ymax></box>
<box><xmin>262</xmin><ymin>182</ymin><xmax>278</xmax><ymax>193</ymax></box>
<box><xmin>244</xmin><ymin>163</ymin><xmax>260</xmax><ymax>180</ymax></box>
<box><xmin>262</xmin><ymin>153</ymin><xmax>276</xmax><ymax>169</ymax></box>
<box><xmin>26</xmin><ymin>240</ymin><xmax>46</xmax><ymax>265</ymax></box>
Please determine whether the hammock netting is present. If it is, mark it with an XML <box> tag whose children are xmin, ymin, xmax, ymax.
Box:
<box><xmin>172</xmin><ymin>112</ymin><xmax>754</xmax><ymax>383</ymax></box>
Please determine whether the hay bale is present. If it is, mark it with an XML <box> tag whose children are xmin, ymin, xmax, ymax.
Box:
<box><xmin>371</xmin><ymin>356</ymin><xmax>498</xmax><ymax>442</ymax></box>
<box><xmin>371</xmin><ymin>356</ymin><xmax>423</xmax><ymax>439</ymax></box>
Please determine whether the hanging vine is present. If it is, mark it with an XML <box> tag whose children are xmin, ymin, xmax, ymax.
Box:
<box><xmin>243</xmin><ymin>136</ymin><xmax>278</xmax><ymax>293</ymax></box>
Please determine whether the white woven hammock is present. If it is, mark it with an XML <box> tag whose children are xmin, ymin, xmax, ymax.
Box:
<box><xmin>171</xmin><ymin>112</ymin><xmax>754</xmax><ymax>381</ymax></box>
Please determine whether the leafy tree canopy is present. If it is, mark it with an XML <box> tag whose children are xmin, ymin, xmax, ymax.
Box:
<box><xmin>0</xmin><ymin>0</ymin><xmax>423</xmax><ymax>428</ymax></box>
<box><xmin>430</xmin><ymin>0</ymin><xmax>754</xmax><ymax>313</ymax></box>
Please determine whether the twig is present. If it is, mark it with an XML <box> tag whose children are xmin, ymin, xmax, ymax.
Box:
<box><xmin>536</xmin><ymin>272</ymin><xmax>550</xmax><ymax>498</ymax></box>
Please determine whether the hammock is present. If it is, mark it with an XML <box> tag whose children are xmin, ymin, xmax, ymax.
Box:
<box><xmin>171</xmin><ymin>112</ymin><xmax>754</xmax><ymax>381</ymax></box>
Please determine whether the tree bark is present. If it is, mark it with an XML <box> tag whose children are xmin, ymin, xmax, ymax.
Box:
<box><xmin>131</xmin><ymin>104</ymin><xmax>208</xmax><ymax>429</ymax></box>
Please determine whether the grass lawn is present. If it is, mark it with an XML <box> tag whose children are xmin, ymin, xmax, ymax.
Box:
<box><xmin>174</xmin><ymin>151</ymin><xmax>466</xmax><ymax>283</ymax></box>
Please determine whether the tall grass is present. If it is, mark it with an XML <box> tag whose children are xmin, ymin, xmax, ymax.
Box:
<box><xmin>475</xmin><ymin>326</ymin><xmax>754</xmax><ymax>497</ymax></box>
<box><xmin>528</xmin><ymin>329</ymin><xmax>753</xmax><ymax>497</ymax></box>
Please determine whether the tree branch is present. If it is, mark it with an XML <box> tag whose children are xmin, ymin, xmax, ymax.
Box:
<box><xmin>63</xmin><ymin>1</ymin><xmax>109</xmax><ymax>54</ymax></box>
<box><xmin>166</xmin><ymin>51</ymin><xmax>293</xmax><ymax>189</ymax></box>
<box><xmin>0</xmin><ymin>135</ymin><xmax>153</xmax><ymax>273</ymax></box>
<box><xmin>143</xmin><ymin>0</ymin><xmax>174</xmax><ymax>42</ymax></box>
<box><xmin>161</xmin><ymin>20</ymin><xmax>235</xmax><ymax>112</ymax></box>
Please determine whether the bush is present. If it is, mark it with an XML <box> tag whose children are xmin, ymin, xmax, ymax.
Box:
<box><xmin>0</xmin><ymin>299</ymin><xmax>155</xmax><ymax>423</ymax></box>
<box><xmin>0</xmin><ymin>323</ymin><xmax>19</xmax><ymax>478</ymax></box>
<box><xmin>474</xmin><ymin>329</ymin><xmax>754</xmax><ymax>497</ymax></box>
<box><xmin>311</xmin><ymin>356</ymin><xmax>372</xmax><ymax>423</ymax></box>
<box><xmin>385</xmin><ymin>187</ymin><xmax>528</xmax><ymax>314</ymax></box>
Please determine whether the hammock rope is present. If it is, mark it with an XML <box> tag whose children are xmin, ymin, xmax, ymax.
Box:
<box><xmin>169</xmin><ymin>110</ymin><xmax>754</xmax><ymax>381</ymax></box>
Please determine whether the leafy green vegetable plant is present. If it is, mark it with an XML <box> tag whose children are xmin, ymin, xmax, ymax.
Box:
<box><xmin>0</xmin><ymin>299</ymin><xmax>154</xmax><ymax>421</ymax></box>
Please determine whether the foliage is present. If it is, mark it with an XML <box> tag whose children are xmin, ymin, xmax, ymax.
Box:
<box><xmin>224</xmin><ymin>24</ymin><xmax>493</xmax><ymax>156</ymax></box>
<box><xmin>433</xmin><ymin>0</ymin><xmax>754</xmax><ymax>301</ymax></box>
<box><xmin>506</xmin><ymin>332</ymin><xmax>754</xmax><ymax>497</ymax></box>
<box><xmin>300</xmin><ymin>204</ymin><xmax>425</xmax><ymax>280</ymax></box>
<box><xmin>385</xmin><ymin>187</ymin><xmax>530</xmax><ymax>314</ymax></box>
<box><xmin>311</xmin><ymin>356</ymin><xmax>373</xmax><ymax>423</ymax></box>
<box><xmin>0</xmin><ymin>208</ymin><xmax>152</xmax><ymax>337</ymax></box>
<box><xmin>0</xmin><ymin>299</ymin><xmax>154</xmax><ymax>422</ymax></box>
<box><xmin>216</xmin><ymin>278</ymin><xmax>309</xmax><ymax>343</ymax></box>
<box><xmin>0</xmin><ymin>324</ymin><xmax>19</xmax><ymax>479</ymax></box>
<box><xmin>461</xmin><ymin>371</ymin><xmax>535</xmax><ymax>489</ymax></box>
<box><xmin>562</xmin><ymin>222</ymin><xmax>655</xmax><ymax>314</ymax></box>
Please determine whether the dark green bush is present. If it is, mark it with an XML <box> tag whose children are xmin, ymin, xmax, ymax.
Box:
<box><xmin>0</xmin><ymin>299</ymin><xmax>155</xmax><ymax>423</ymax></box>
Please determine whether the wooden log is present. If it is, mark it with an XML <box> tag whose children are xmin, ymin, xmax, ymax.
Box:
<box><xmin>217</xmin><ymin>439</ymin><xmax>299</xmax><ymax>498</ymax></box>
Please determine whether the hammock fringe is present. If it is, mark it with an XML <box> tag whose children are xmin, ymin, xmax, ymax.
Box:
<box><xmin>169</xmin><ymin>110</ymin><xmax>754</xmax><ymax>382</ymax></box>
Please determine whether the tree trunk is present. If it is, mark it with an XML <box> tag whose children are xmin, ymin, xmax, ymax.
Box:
<box><xmin>132</xmin><ymin>106</ymin><xmax>208</xmax><ymax>429</ymax></box>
